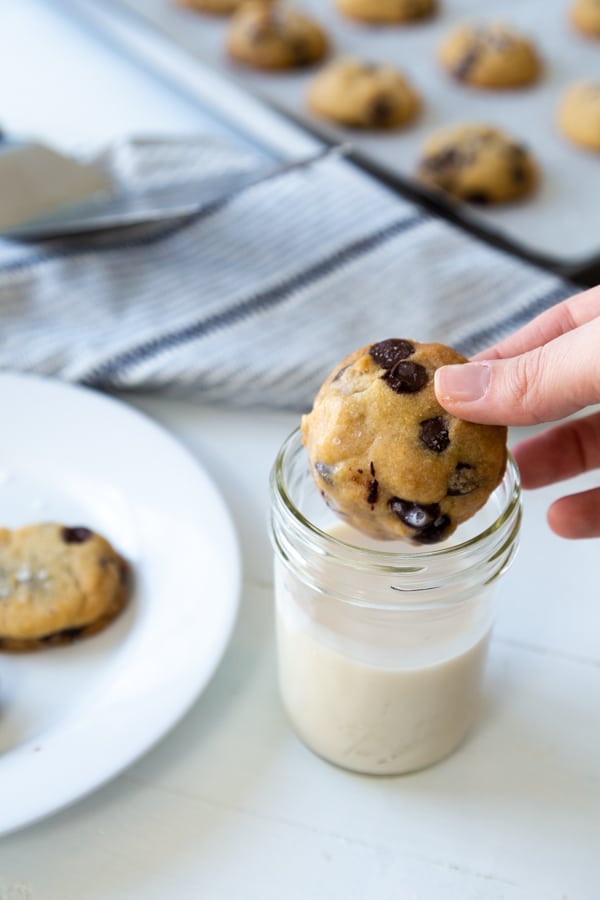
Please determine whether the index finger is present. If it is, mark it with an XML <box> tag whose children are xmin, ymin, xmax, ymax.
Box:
<box><xmin>472</xmin><ymin>284</ymin><xmax>600</xmax><ymax>362</ymax></box>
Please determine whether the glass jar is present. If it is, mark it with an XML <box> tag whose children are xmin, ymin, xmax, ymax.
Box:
<box><xmin>269</xmin><ymin>427</ymin><xmax>521</xmax><ymax>776</ymax></box>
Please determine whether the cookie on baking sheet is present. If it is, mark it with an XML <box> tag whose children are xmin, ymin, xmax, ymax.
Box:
<box><xmin>0</xmin><ymin>523</ymin><xmax>128</xmax><ymax>651</ymax></box>
<box><xmin>302</xmin><ymin>340</ymin><xmax>507</xmax><ymax>544</ymax></box>
<box><xmin>174</xmin><ymin>0</ymin><xmax>247</xmax><ymax>14</ymax></box>
<box><xmin>439</xmin><ymin>22</ymin><xmax>540</xmax><ymax>89</ymax></box>
<box><xmin>558</xmin><ymin>81</ymin><xmax>600</xmax><ymax>151</ymax></box>
<box><xmin>417</xmin><ymin>123</ymin><xmax>537</xmax><ymax>204</ymax></box>
<box><xmin>335</xmin><ymin>0</ymin><xmax>436</xmax><ymax>24</ymax></box>
<box><xmin>308</xmin><ymin>58</ymin><xmax>420</xmax><ymax>130</ymax></box>
<box><xmin>227</xmin><ymin>1</ymin><xmax>328</xmax><ymax>69</ymax></box>
<box><xmin>571</xmin><ymin>0</ymin><xmax>600</xmax><ymax>37</ymax></box>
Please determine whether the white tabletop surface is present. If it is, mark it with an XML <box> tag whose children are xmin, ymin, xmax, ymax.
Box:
<box><xmin>0</xmin><ymin>396</ymin><xmax>598</xmax><ymax>899</ymax></box>
<box><xmin>1</xmin><ymin>1</ymin><xmax>599</xmax><ymax>896</ymax></box>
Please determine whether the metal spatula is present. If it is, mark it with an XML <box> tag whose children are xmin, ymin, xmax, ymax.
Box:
<box><xmin>0</xmin><ymin>140</ymin><xmax>112</xmax><ymax>235</ymax></box>
<box><xmin>0</xmin><ymin>143</ymin><xmax>342</xmax><ymax>241</ymax></box>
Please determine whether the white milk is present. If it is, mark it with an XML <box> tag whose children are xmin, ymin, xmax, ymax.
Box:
<box><xmin>274</xmin><ymin>523</ymin><xmax>492</xmax><ymax>775</ymax></box>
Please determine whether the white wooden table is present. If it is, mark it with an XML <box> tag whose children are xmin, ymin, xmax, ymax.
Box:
<box><xmin>1</xmin><ymin>397</ymin><xmax>598</xmax><ymax>899</ymax></box>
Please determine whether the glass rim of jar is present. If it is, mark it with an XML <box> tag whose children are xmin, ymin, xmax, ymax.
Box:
<box><xmin>271</xmin><ymin>426</ymin><xmax>522</xmax><ymax>572</ymax></box>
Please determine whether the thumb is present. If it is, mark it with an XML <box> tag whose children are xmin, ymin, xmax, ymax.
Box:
<box><xmin>434</xmin><ymin>322</ymin><xmax>600</xmax><ymax>426</ymax></box>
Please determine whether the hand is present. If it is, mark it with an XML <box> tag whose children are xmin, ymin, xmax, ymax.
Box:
<box><xmin>434</xmin><ymin>285</ymin><xmax>600</xmax><ymax>539</ymax></box>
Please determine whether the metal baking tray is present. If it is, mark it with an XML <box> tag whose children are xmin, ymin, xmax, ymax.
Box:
<box><xmin>104</xmin><ymin>0</ymin><xmax>600</xmax><ymax>280</ymax></box>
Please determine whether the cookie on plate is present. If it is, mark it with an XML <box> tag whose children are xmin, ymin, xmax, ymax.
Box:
<box><xmin>174</xmin><ymin>0</ymin><xmax>247</xmax><ymax>14</ymax></box>
<box><xmin>302</xmin><ymin>339</ymin><xmax>507</xmax><ymax>544</ymax></box>
<box><xmin>0</xmin><ymin>523</ymin><xmax>128</xmax><ymax>651</ymax></box>
<box><xmin>308</xmin><ymin>58</ymin><xmax>420</xmax><ymax>129</ymax></box>
<box><xmin>417</xmin><ymin>123</ymin><xmax>537</xmax><ymax>204</ymax></box>
<box><xmin>335</xmin><ymin>0</ymin><xmax>436</xmax><ymax>24</ymax></box>
<box><xmin>227</xmin><ymin>1</ymin><xmax>328</xmax><ymax>69</ymax></box>
<box><xmin>571</xmin><ymin>0</ymin><xmax>600</xmax><ymax>37</ymax></box>
<box><xmin>439</xmin><ymin>22</ymin><xmax>540</xmax><ymax>88</ymax></box>
<box><xmin>558</xmin><ymin>81</ymin><xmax>600</xmax><ymax>151</ymax></box>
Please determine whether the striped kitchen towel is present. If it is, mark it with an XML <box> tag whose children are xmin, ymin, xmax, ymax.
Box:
<box><xmin>0</xmin><ymin>135</ymin><xmax>573</xmax><ymax>411</ymax></box>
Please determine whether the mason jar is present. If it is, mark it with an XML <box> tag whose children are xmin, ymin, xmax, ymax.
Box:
<box><xmin>269</xmin><ymin>427</ymin><xmax>522</xmax><ymax>776</ymax></box>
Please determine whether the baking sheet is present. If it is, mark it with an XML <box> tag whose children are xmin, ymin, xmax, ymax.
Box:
<box><xmin>111</xmin><ymin>0</ymin><xmax>600</xmax><ymax>271</ymax></box>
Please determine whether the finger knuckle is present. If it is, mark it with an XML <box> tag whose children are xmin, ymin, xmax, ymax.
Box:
<box><xmin>508</xmin><ymin>353</ymin><xmax>546</xmax><ymax>423</ymax></box>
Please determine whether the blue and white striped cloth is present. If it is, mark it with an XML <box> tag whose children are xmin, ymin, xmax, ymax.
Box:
<box><xmin>0</xmin><ymin>136</ymin><xmax>572</xmax><ymax>410</ymax></box>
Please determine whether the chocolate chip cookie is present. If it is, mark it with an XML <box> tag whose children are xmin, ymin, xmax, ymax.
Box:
<box><xmin>571</xmin><ymin>0</ymin><xmax>600</xmax><ymax>37</ymax></box>
<box><xmin>174</xmin><ymin>0</ymin><xmax>246</xmax><ymax>14</ymax></box>
<box><xmin>439</xmin><ymin>22</ymin><xmax>540</xmax><ymax>89</ymax></box>
<box><xmin>301</xmin><ymin>339</ymin><xmax>507</xmax><ymax>544</ymax></box>
<box><xmin>308</xmin><ymin>58</ymin><xmax>420</xmax><ymax>130</ymax></box>
<box><xmin>0</xmin><ymin>523</ymin><xmax>128</xmax><ymax>651</ymax></box>
<box><xmin>558</xmin><ymin>81</ymin><xmax>600</xmax><ymax>151</ymax></box>
<box><xmin>417</xmin><ymin>124</ymin><xmax>537</xmax><ymax>204</ymax></box>
<box><xmin>335</xmin><ymin>0</ymin><xmax>436</xmax><ymax>24</ymax></box>
<box><xmin>227</xmin><ymin>1</ymin><xmax>328</xmax><ymax>69</ymax></box>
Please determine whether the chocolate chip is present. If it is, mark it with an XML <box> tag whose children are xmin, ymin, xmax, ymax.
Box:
<box><xmin>507</xmin><ymin>145</ymin><xmax>529</xmax><ymax>183</ymax></box>
<box><xmin>41</xmin><ymin>626</ymin><xmax>85</xmax><ymax>643</ymax></box>
<box><xmin>57</xmin><ymin>626</ymin><xmax>85</xmax><ymax>640</ymax></box>
<box><xmin>290</xmin><ymin>37</ymin><xmax>312</xmax><ymax>64</ymax></box>
<box><xmin>408</xmin><ymin>0</ymin><xmax>432</xmax><ymax>16</ymax></box>
<box><xmin>61</xmin><ymin>526</ymin><xmax>93</xmax><ymax>544</ymax></box>
<box><xmin>368</xmin><ymin>93</ymin><xmax>395</xmax><ymax>126</ymax></box>
<box><xmin>413</xmin><ymin>514</ymin><xmax>452</xmax><ymax>544</ymax></box>
<box><xmin>447</xmin><ymin>462</ymin><xmax>479</xmax><ymax>496</ymax></box>
<box><xmin>389</xmin><ymin>498</ymin><xmax>440</xmax><ymax>530</ymax></box>
<box><xmin>512</xmin><ymin>164</ymin><xmax>527</xmax><ymax>183</ymax></box>
<box><xmin>370</xmin><ymin>461</ymin><xmax>376</xmax><ymax>477</ymax></box>
<box><xmin>464</xmin><ymin>190</ymin><xmax>491</xmax><ymax>205</ymax></box>
<box><xmin>315</xmin><ymin>461</ymin><xmax>336</xmax><ymax>486</ymax></box>
<box><xmin>454</xmin><ymin>46</ymin><xmax>480</xmax><ymax>81</ymax></box>
<box><xmin>382</xmin><ymin>361</ymin><xmax>428</xmax><ymax>394</ymax></box>
<box><xmin>421</xmin><ymin>147</ymin><xmax>461</xmax><ymax>172</ymax></box>
<box><xmin>367</xmin><ymin>479</ymin><xmax>379</xmax><ymax>505</ymax></box>
<box><xmin>369</xmin><ymin>339</ymin><xmax>414</xmax><ymax>369</ymax></box>
<box><xmin>419</xmin><ymin>416</ymin><xmax>450</xmax><ymax>453</ymax></box>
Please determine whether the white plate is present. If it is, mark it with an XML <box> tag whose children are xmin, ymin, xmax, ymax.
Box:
<box><xmin>0</xmin><ymin>373</ymin><xmax>241</xmax><ymax>836</ymax></box>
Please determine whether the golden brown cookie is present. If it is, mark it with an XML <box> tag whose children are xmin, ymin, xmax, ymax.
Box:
<box><xmin>571</xmin><ymin>0</ymin><xmax>600</xmax><ymax>37</ymax></box>
<box><xmin>417</xmin><ymin>124</ymin><xmax>537</xmax><ymax>204</ymax></box>
<box><xmin>335</xmin><ymin>0</ymin><xmax>436</xmax><ymax>24</ymax></box>
<box><xmin>227</xmin><ymin>1</ymin><xmax>328</xmax><ymax>70</ymax></box>
<box><xmin>0</xmin><ymin>523</ymin><xmax>128</xmax><ymax>651</ymax></box>
<box><xmin>302</xmin><ymin>339</ymin><xmax>507</xmax><ymax>544</ymax></box>
<box><xmin>439</xmin><ymin>22</ymin><xmax>540</xmax><ymax>88</ymax></box>
<box><xmin>308</xmin><ymin>58</ymin><xmax>420</xmax><ymax>130</ymax></box>
<box><xmin>558</xmin><ymin>81</ymin><xmax>600</xmax><ymax>151</ymax></box>
<box><xmin>174</xmin><ymin>0</ymin><xmax>247</xmax><ymax>14</ymax></box>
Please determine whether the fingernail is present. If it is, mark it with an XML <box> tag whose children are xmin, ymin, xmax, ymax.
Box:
<box><xmin>435</xmin><ymin>362</ymin><xmax>491</xmax><ymax>402</ymax></box>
